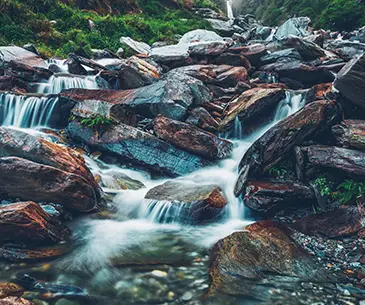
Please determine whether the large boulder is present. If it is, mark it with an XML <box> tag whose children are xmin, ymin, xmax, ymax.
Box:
<box><xmin>334</xmin><ymin>53</ymin><xmax>365</xmax><ymax>109</ymax></box>
<box><xmin>66</xmin><ymin>120</ymin><xmax>211</xmax><ymax>177</ymax></box>
<box><xmin>243</xmin><ymin>180</ymin><xmax>314</xmax><ymax>212</ymax></box>
<box><xmin>8</xmin><ymin>61</ymin><xmax>53</xmax><ymax>82</ymax></box>
<box><xmin>0</xmin><ymin>202</ymin><xmax>70</xmax><ymax>244</ymax></box>
<box><xmin>283</xmin><ymin>36</ymin><xmax>326</xmax><ymax>61</ymax></box>
<box><xmin>274</xmin><ymin>17</ymin><xmax>311</xmax><ymax>40</ymax></box>
<box><xmin>219</xmin><ymin>88</ymin><xmax>286</xmax><ymax>131</ymax></box>
<box><xmin>332</xmin><ymin>120</ymin><xmax>365</xmax><ymax>149</ymax></box>
<box><xmin>185</xmin><ymin>107</ymin><xmax>219</xmax><ymax>132</ymax></box>
<box><xmin>120</xmin><ymin>37</ymin><xmax>151</xmax><ymax>55</ymax></box>
<box><xmin>0</xmin><ymin>127</ymin><xmax>100</xmax><ymax>193</ymax></box>
<box><xmin>297</xmin><ymin>145</ymin><xmax>365</xmax><ymax>178</ymax></box>
<box><xmin>327</xmin><ymin>40</ymin><xmax>365</xmax><ymax>61</ymax></box>
<box><xmin>261</xmin><ymin>48</ymin><xmax>302</xmax><ymax>65</ymax></box>
<box><xmin>0</xmin><ymin>46</ymin><xmax>47</xmax><ymax>69</ymax></box>
<box><xmin>153</xmin><ymin>115</ymin><xmax>233</xmax><ymax>160</ymax></box>
<box><xmin>235</xmin><ymin>100</ymin><xmax>342</xmax><ymax>196</ymax></box>
<box><xmin>0</xmin><ymin>157</ymin><xmax>98</xmax><ymax>212</ymax></box>
<box><xmin>62</xmin><ymin>71</ymin><xmax>211</xmax><ymax>121</ymax></box>
<box><xmin>209</xmin><ymin>221</ymin><xmax>330</xmax><ymax>299</ymax></box>
<box><xmin>144</xmin><ymin>181</ymin><xmax>227</xmax><ymax>224</ymax></box>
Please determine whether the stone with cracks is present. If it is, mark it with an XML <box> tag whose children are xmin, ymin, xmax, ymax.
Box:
<box><xmin>0</xmin><ymin>46</ymin><xmax>47</xmax><ymax>69</ymax></box>
<box><xmin>332</xmin><ymin>120</ymin><xmax>365</xmax><ymax>150</ymax></box>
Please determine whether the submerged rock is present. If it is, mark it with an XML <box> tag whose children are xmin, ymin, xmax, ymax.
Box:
<box><xmin>235</xmin><ymin>100</ymin><xmax>341</xmax><ymax>196</ymax></box>
<box><xmin>153</xmin><ymin>115</ymin><xmax>233</xmax><ymax>160</ymax></box>
<box><xmin>144</xmin><ymin>181</ymin><xmax>227</xmax><ymax>224</ymax></box>
<box><xmin>0</xmin><ymin>244</ymin><xmax>68</xmax><ymax>261</ymax></box>
<box><xmin>0</xmin><ymin>157</ymin><xmax>99</xmax><ymax>212</ymax></box>
<box><xmin>0</xmin><ymin>297</ymin><xmax>35</xmax><ymax>305</ymax></box>
<box><xmin>0</xmin><ymin>202</ymin><xmax>70</xmax><ymax>243</ymax></box>
<box><xmin>243</xmin><ymin>180</ymin><xmax>314</xmax><ymax>212</ymax></box>
<box><xmin>67</xmin><ymin>121</ymin><xmax>211</xmax><ymax>177</ymax></box>
<box><xmin>209</xmin><ymin>220</ymin><xmax>330</xmax><ymax>299</ymax></box>
<box><xmin>332</xmin><ymin>120</ymin><xmax>365</xmax><ymax>149</ymax></box>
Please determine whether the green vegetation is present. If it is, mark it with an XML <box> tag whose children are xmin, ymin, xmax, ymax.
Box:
<box><xmin>236</xmin><ymin>0</ymin><xmax>365</xmax><ymax>31</ymax></box>
<box><xmin>80</xmin><ymin>115</ymin><xmax>113</xmax><ymax>129</ymax></box>
<box><xmin>0</xmin><ymin>0</ymin><xmax>214</xmax><ymax>57</ymax></box>
<box><xmin>267</xmin><ymin>160</ymin><xmax>294</xmax><ymax>179</ymax></box>
<box><xmin>313</xmin><ymin>175</ymin><xmax>365</xmax><ymax>204</ymax></box>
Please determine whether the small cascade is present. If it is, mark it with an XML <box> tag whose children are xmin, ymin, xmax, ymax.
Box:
<box><xmin>227</xmin><ymin>0</ymin><xmax>234</xmax><ymax>19</ymax></box>
<box><xmin>47</xmin><ymin>58</ymin><xmax>69</xmax><ymax>73</ymax></box>
<box><xmin>0</xmin><ymin>92</ymin><xmax>58</xmax><ymax>128</ymax></box>
<box><xmin>274</xmin><ymin>90</ymin><xmax>305</xmax><ymax>122</ymax></box>
<box><xmin>38</xmin><ymin>74</ymin><xmax>99</xmax><ymax>94</ymax></box>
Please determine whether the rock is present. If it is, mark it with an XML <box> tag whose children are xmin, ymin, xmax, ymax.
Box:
<box><xmin>219</xmin><ymin>88</ymin><xmax>286</xmax><ymax>131</ymax></box>
<box><xmin>0</xmin><ymin>244</ymin><xmax>68</xmax><ymax>261</ymax></box>
<box><xmin>185</xmin><ymin>107</ymin><xmax>219</xmax><ymax>132</ymax></box>
<box><xmin>144</xmin><ymin>181</ymin><xmax>227</xmax><ymax>224</ymax></box>
<box><xmin>0</xmin><ymin>202</ymin><xmax>70</xmax><ymax>243</ymax></box>
<box><xmin>212</xmin><ymin>52</ymin><xmax>251</xmax><ymax>69</ymax></box>
<box><xmin>261</xmin><ymin>61</ymin><xmax>335</xmax><ymax>88</ymax></box>
<box><xmin>23</xmin><ymin>43</ymin><xmax>40</xmax><ymax>56</ymax></box>
<box><xmin>327</xmin><ymin>40</ymin><xmax>365</xmax><ymax>61</ymax></box>
<box><xmin>179</xmin><ymin>29</ymin><xmax>224</xmax><ymax>44</ymax></box>
<box><xmin>120</xmin><ymin>37</ymin><xmax>151</xmax><ymax>55</ymax></box>
<box><xmin>0</xmin><ymin>127</ymin><xmax>100</xmax><ymax>194</ymax></box>
<box><xmin>235</xmin><ymin>100</ymin><xmax>341</xmax><ymax>196</ymax></box>
<box><xmin>235</xmin><ymin>43</ymin><xmax>267</xmax><ymax>67</ymax></box>
<box><xmin>153</xmin><ymin>115</ymin><xmax>233</xmax><ymax>160</ymax></box>
<box><xmin>62</xmin><ymin>71</ymin><xmax>211</xmax><ymax>121</ymax></box>
<box><xmin>0</xmin><ymin>297</ymin><xmax>35</xmax><ymax>305</ymax></box>
<box><xmin>8</xmin><ymin>61</ymin><xmax>53</xmax><ymax>82</ymax></box>
<box><xmin>283</xmin><ymin>36</ymin><xmax>326</xmax><ymax>61</ymax></box>
<box><xmin>209</xmin><ymin>220</ymin><xmax>330</xmax><ymax>298</ymax></box>
<box><xmin>305</xmin><ymin>83</ymin><xmax>333</xmax><ymax>103</ymax></box>
<box><xmin>243</xmin><ymin>180</ymin><xmax>314</xmax><ymax>212</ymax></box>
<box><xmin>0</xmin><ymin>76</ymin><xmax>28</xmax><ymax>91</ymax></box>
<box><xmin>299</xmin><ymin>145</ymin><xmax>365</xmax><ymax>177</ymax></box>
<box><xmin>181</xmin><ymin>291</ymin><xmax>193</xmax><ymax>302</ymax></box>
<box><xmin>92</xmin><ymin>48</ymin><xmax>118</xmax><ymax>60</ymax></box>
<box><xmin>274</xmin><ymin>17</ymin><xmax>311</xmax><ymax>40</ymax></box>
<box><xmin>261</xmin><ymin>48</ymin><xmax>302</xmax><ymax>65</ymax></box>
<box><xmin>68</xmin><ymin>53</ymin><xmax>107</xmax><ymax>72</ymax></box>
<box><xmin>98</xmin><ymin>171</ymin><xmax>145</xmax><ymax>191</ymax></box>
<box><xmin>0</xmin><ymin>46</ymin><xmax>47</xmax><ymax>69</ymax></box>
<box><xmin>0</xmin><ymin>157</ymin><xmax>98</xmax><ymax>212</ymax></box>
<box><xmin>293</xmin><ymin>206</ymin><xmax>364</xmax><ymax>238</ymax></box>
<box><xmin>206</xmin><ymin>19</ymin><xmax>236</xmax><ymax>36</ymax></box>
<box><xmin>0</xmin><ymin>283</ymin><xmax>24</xmax><ymax>298</ymax></box>
<box><xmin>334</xmin><ymin>53</ymin><xmax>365</xmax><ymax>109</ymax></box>
<box><xmin>332</xmin><ymin>120</ymin><xmax>365</xmax><ymax>149</ymax></box>
<box><xmin>66</xmin><ymin>121</ymin><xmax>211</xmax><ymax>177</ymax></box>
<box><xmin>149</xmin><ymin>45</ymin><xmax>190</xmax><ymax>65</ymax></box>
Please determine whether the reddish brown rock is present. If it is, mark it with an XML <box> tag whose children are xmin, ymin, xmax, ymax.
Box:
<box><xmin>0</xmin><ymin>244</ymin><xmax>68</xmax><ymax>262</ymax></box>
<box><xmin>219</xmin><ymin>88</ymin><xmax>285</xmax><ymax>131</ymax></box>
<box><xmin>332</xmin><ymin>120</ymin><xmax>365</xmax><ymax>150</ymax></box>
<box><xmin>185</xmin><ymin>107</ymin><xmax>219</xmax><ymax>132</ymax></box>
<box><xmin>212</xmin><ymin>52</ymin><xmax>251</xmax><ymax>69</ymax></box>
<box><xmin>305</xmin><ymin>83</ymin><xmax>333</xmax><ymax>103</ymax></box>
<box><xmin>0</xmin><ymin>283</ymin><xmax>24</xmax><ymax>298</ymax></box>
<box><xmin>0</xmin><ymin>297</ymin><xmax>34</xmax><ymax>305</ymax></box>
<box><xmin>230</xmin><ymin>43</ymin><xmax>267</xmax><ymax>66</ymax></box>
<box><xmin>292</xmin><ymin>206</ymin><xmax>364</xmax><ymax>238</ymax></box>
<box><xmin>9</xmin><ymin>60</ymin><xmax>53</xmax><ymax>82</ymax></box>
<box><xmin>298</xmin><ymin>145</ymin><xmax>365</xmax><ymax>177</ymax></box>
<box><xmin>0</xmin><ymin>157</ymin><xmax>98</xmax><ymax>212</ymax></box>
<box><xmin>209</xmin><ymin>221</ymin><xmax>329</xmax><ymax>298</ymax></box>
<box><xmin>153</xmin><ymin>115</ymin><xmax>233</xmax><ymax>160</ymax></box>
<box><xmin>0</xmin><ymin>202</ymin><xmax>70</xmax><ymax>243</ymax></box>
<box><xmin>145</xmin><ymin>181</ymin><xmax>227</xmax><ymax>224</ymax></box>
<box><xmin>235</xmin><ymin>100</ymin><xmax>342</xmax><ymax>196</ymax></box>
<box><xmin>243</xmin><ymin>180</ymin><xmax>314</xmax><ymax>212</ymax></box>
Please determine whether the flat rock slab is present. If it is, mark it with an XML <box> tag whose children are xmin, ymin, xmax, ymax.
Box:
<box><xmin>67</xmin><ymin>121</ymin><xmax>211</xmax><ymax>177</ymax></box>
<box><xmin>0</xmin><ymin>46</ymin><xmax>47</xmax><ymax>69</ymax></box>
<box><xmin>243</xmin><ymin>179</ymin><xmax>314</xmax><ymax>212</ymax></box>
<box><xmin>0</xmin><ymin>157</ymin><xmax>98</xmax><ymax>212</ymax></box>
<box><xmin>209</xmin><ymin>220</ymin><xmax>332</xmax><ymax>299</ymax></box>
<box><xmin>153</xmin><ymin>115</ymin><xmax>233</xmax><ymax>160</ymax></box>
<box><xmin>235</xmin><ymin>100</ymin><xmax>341</xmax><ymax>196</ymax></box>
<box><xmin>144</xmin><ymin>181</ymin><xmax>227</xmax><ymax>224</ymax></box>
<box><xmin>332</xmin><ymin>120</ymin><xmax>365</xmax><ymax>149</ymax></box>
<box><xmin>0</xmin><ymin>202</ymin><xmax>70</xmax><ymax>243</ymax></box>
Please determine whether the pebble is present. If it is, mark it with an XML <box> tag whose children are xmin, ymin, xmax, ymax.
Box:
<box><xmin>151</xmin><ymin>270</ymin><xmax>168</xmax><ymax>278</ymax></box>
<box><xmin>181</xmin><ymin>291</ymin><xmax>193</xmax><ymax>302</ymax></box>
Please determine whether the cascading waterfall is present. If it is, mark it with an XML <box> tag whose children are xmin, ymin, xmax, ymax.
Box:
<box><xmin>0</xmin><ymin>92</ymin><xmax>59</xmax><ymax>128</ymax></box>
<box><xmin>38</xmin><ymin>74</ymin><xmax>99</xmax><ymax>94</ymax></box>
<box><xmin>227</xmin><ymin>0</ymin><xmax>234</xmax><ymax>19</ymax></box>
<box><xmin>47</xmin><ymin>58</ymin><xmax>69</xmax><ymax>73</ymax></box>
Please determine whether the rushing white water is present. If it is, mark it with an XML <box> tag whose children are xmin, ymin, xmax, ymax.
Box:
<box><xmin>0</xmin><ymin>92</ymin><xmax>59</xmax><ymax>128</ymax></box>
<box><xmin>227</xmin><ymin>0</ymin><xmax>234</xmax><ymax>19</ymax></box>
<box><xmin>47</xmin><ymin>58</ymin><xmax>69</xmax><ymax>73</ymax></box>
<box><xmin>61</xmin><ymin>91</ymin><xmax>307</xmax><ymax>269</ymax></box>
<box><xmin>38</xmin><ymin>73</ymin><xmax>99</xmax><ymax>94</ymax></box>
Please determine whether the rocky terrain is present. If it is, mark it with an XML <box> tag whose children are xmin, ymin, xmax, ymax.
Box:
<box><xmin>1</xmin><ymin>5</ymin><xmax>365</xmax><ymax>305</ymax></box>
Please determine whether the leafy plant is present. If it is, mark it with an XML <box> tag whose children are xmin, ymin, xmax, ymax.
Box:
<box><xmin>80</xmin><ymin>115</ymin><xmax>113</xmax><ymax>129</ymax></box>
<box><xmin>313</xmin><ymin>176</ymin><xmax>333</xmax><ymax>197</ymax></box>
<box><xmin>332</xmin><ymin>180</ymin><xmax>365</xmax><ymax>204</ymax></box>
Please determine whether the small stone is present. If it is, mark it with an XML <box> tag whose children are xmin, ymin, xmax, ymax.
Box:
<box><xmin>167</xmin><ymin>291</ymin><xmax>175</xmax><ymax>300</ymax></box>
<box><xmin>151</xmin><ymin>270</ymin><xmax>167</xmax><ymax>278</ymax></box>
<box><xmin>181</xmin><ymin>291</ymin><xmax>193</xmax><ymax>302</ymax></box>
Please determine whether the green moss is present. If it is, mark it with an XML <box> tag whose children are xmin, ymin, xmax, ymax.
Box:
<box><xmin>0</xmin><ymin>0</ymin><xmax>213</xmax><ymax>57</ymax></box>
<box><xmin>79</xmin><ymin>115</ymin><xmax>113</xmax><ymax>129</ymax></box>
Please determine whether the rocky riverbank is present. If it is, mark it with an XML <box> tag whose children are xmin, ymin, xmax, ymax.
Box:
<box><xmin>1</xmin><ymin>8</ymin><xmax>365</xmax><ymax>305</ymax></box>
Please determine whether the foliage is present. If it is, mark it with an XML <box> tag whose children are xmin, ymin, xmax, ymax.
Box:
<box><xmin>267</xmin><ymin>160</ymin><xmax>293</xmax><ymax>179</ymax></box>
<box><xmin>314</xmin><ymin>176</ymin><xmax>333</xmax><ymax>197</ymax></box>
<box><xmin>332</xmin><ymin>180</ymin><xmax>365</xmax><ymax>204</ymax></box>
<box><xmin>79</xmin><ymin>115</ymin><xmax>113</xmax><ymax>129</ymax></box>
<box><xmin>0</xmin><ymin>0</ymin><xmax>213</xmax><ymax>57</ymax></box>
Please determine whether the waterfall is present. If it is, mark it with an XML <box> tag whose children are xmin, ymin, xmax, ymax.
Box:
<box><xmin>227</xmin><ymin>0</ymin><xmax>234</xmax><ymax>19</ymax></box>
<box><xmin>47</xmin><ymin>58</ymin><xmax>68</xmax><ymax>73</ymax></box>
<box><xmin>38</xmin><ymin>74</ymin><xmax>99</xmax><ymax>94</ymax></box>
<box><xmin>0</xmin><ymin>92</ymin><xmax>58</xmax><ymax>128</ymax></box>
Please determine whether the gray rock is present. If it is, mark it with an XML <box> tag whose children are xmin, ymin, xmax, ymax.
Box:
<box><xmin>275</xmin><ymin>17</ymin><xmax>311</xmax><ymax>40</ymax></box>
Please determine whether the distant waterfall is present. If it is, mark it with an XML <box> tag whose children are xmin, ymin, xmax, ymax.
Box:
<box><xmin>227</xmin><ymin>0</ymin><xmax>234</xmax><ymax>19</ymax></box>
<box><xmin>0</xmin><ymin>93</ymin><xmax>58</xmax><ymax>128</ymax></box>
<box><xmin>38</xmin><ymin>74</ymin><xmax>99</xmax><ymax>94</ymax></box>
